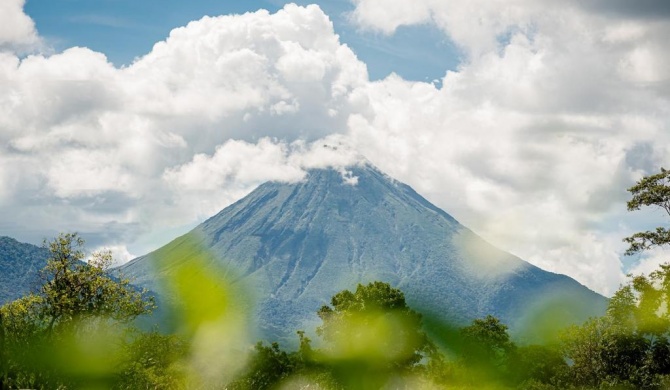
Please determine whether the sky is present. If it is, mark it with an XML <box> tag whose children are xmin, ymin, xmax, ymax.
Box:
<box><xmin>2</xmin><ymin>0</ymin><xmax>670</xmax><ymax>296</ymax></box>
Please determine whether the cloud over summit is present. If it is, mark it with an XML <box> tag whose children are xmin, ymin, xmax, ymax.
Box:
<box><xmin>0</xmin><ymin>4</ymin><xmax>369</xmax><ymax>260</ymax></box>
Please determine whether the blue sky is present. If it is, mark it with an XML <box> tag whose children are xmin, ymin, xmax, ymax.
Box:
<box><xmin>3</xmin><ymin>0</ymin><xmax>670</xmax><ymax>295</ymax></box>
<box><xmin>24</xmin><ymin>0</ymin><xmax>460</xmax><ymax>82</ymax></box>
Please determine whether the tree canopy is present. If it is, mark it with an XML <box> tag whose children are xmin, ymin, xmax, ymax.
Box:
<box><xmin>624</xmin><ymin>167</ymin><xmax>670</xmax><ymax>255</ymax></box>
<box><xmin>316</xmin><ymin>281</ymin><xmax>432</xmax><ymax>369</ymax></box>
<box><xmin>0</xmin><ymin>233</ymin><xmax>154</xmax><ymax>389</ymax></box>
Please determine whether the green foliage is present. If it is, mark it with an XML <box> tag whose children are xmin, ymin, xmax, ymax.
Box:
<box><xmin>10</xmin><ymin>230</ymin><xmax>670</xmax><ymax>389</ymax></box>
<box><xmin>624</xmin><ymin>167</ymin><xmax>670</xmax><ymax>255</ymax></box>
<box><xmin>559</xmin><ymin>266</ymin><xmax>670</xmax><ymax>390</ymax></box>
<box><xmin>509</xmin><ymin>345</ymin><xmax>567</xmax><ymax>387</ymax></box>
<box><xmin>312</xmin><ymin>282</ymin><xmax>438</xmax><ymax>389</ymax></box>
<box><xmin>37</xmin><ymin>233</ymin><xmax>155</xmax><ymax>333</ymax></box>
<box><xmin>458</xmin><ymin>315</ymin><xmax>515</xmax><ymax>384</ymax></box>
<box><xmin>460</xmin><ymin>315</ymin><xmax>514</xmax><ymax>364</ymax></box>
<box><xmin>560</xmin><ymin>315</ymin><xmax>658</xmax><ymax>389</ymax></box>
<box><xmin>116</xmin><ymin>331</ymin><xmax>188</xmax><ymax>390</ymax></box>
<box><xmin>0</xmin><ymin>233</ymin><xmax>155</xmax><ymax>389</ymax></box>
<box><xmin>152</xmin><ymin>238</ymin><xmax>254</xmax><ymax>388</ymax></box>
<box><xmin>626</xmin><ymin>168</ymin><xmax>670</xmax><ymax>214</ymax></box>
<box><xmin>227</xmin><ymin>341</ymin><xmax>304</xmax><ymax>390</ymax></box>
<box><xmin>604</xmin><ymin>263</ymin><xmax>670</xmax><ymax>337</ymax></box>
<box><xmin>316</xmin><ymin>281</ymin><xmax>432</xmax><ymax>367</ymax></box>
<box><xmin>547</xmin><ymin>168</ymin><xmax>670</xmax><ymax>389</ymax></box>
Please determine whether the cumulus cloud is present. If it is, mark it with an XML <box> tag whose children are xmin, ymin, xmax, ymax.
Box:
<box><xmin>344</xmin><ymin>0</ymin><xmax>670</xmax><ymax>294</ymax></box>
<box><xmin>0</xmin><ymin>4</ymin><xmax>369</xmax><ymax>257</ymax></box>
<box><xmin>349</xmin><ymin>0</ymin><xmax>539</xmax><ymax>58</ymax></box>
<box><xmin>3</xmin><ymin>1</ymin><xmax>670</xmax><ymax>296</ymax></box>
<box><xmin>0</xmin><ymin>0</ymin><xmax>40</xmax><ymax>52</ymax></box>
<box><xmin>122</xmin><ymin>4</ymin><xmax>367</xmax><ymax>145</ymax></box>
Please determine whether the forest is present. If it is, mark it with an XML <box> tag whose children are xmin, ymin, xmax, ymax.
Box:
<box><xmin>2</xmin><ymin>169</ymin><xmax>670</xmax><ymax>390</ymax></box>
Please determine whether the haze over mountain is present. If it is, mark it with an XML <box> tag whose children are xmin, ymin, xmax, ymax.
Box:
<box><xmin>121</xmin><ymin>163</ymin><xmax>607</xmax><ymax>341</ymax></box>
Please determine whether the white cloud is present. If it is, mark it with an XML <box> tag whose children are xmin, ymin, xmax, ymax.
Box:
<box><xmin>0</xmin><ymin>0</ymin><xmax>40</xmax><ymax>53</ymax></box>
<box><xmin>349</xmin><ymin>0</ymin><xmax>434</xmax><ymax>34</ymax></box>
<box><xmin>46</xmin><ymin>149</ymin><xmax>137</xmax><ymax>198</ymax></box>
<box><xmin>350</xmin><ymin>0</ymin><xmax>538</xmax><ymax>58</ymax></box>
<box><xmin>163</xmin><ymin>136</ymin><xmax>364</xmax><ymax>220</ymax></box>
<box><xmin>628</xmin><ymin>247</ymin><xmax>670</xmax><ymax>278</ymax></box>
<box><xmin>162</xmin><ymin>138</ymin><xmax>306</xmax><ymax>198</ymax></box>
<box><xmin>0</xmin><ymin>4</ymin><xmax>370</xmax><ymax>256</ymax></box>
<box><xmin>91</xmin><ymin>244</ymin><xmax>136</xmax><ymax>267</ymax></box>
<box><xmin>3</xmin><ymin>1</ymin><xmax>670</xmax><ymax>296</ymax></box>
<box><xmin>121</xmin><ymin>3</ymin><xmax>367</xmax><ymax>144</ymax></box>
<box><xmin>343</xmin><ymin>0</ymin><xmax>670</xmax><ymax>295</ymax></box>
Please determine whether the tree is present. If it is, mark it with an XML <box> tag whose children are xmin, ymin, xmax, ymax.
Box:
<box><xmin>0</xmin><ymin>311</ymin><xmax>5</xmax><ymax>389</ymax></box>
<box><xmin>509</xmin><ymin>344</ymin><xmax>567</xmax><ymax>388</ymax></box>
<box><xmin>457</xmin><ymin>315</ymin><xmax>515</xmax><ymax>384</ymax></box>
<box><xmin>560</xmin><ymin>314</ymin><xmax>659</xmax><ymax>389</ymax></box>
<box><xmin>623</xmin><ymin>167</ymin><xmax>670</xmax><ymax>255</ymax></box>
<box><xmin>37</xmin><ymin>233</ymin><xmax>154</xmax><ymax>333</ymax></box>
<box><xmin>317</xmin><ymin>281</ymin><xmax>434</xmax><ymax>369</ymax></box>
<box><xmin>314</xmin><ymin>282</ymin><xmax>439</xmax><ymax>389</ymax></box>
<box><xmin>225</xmin><ymin>331</ymin><xmax>335</xmax><ymax>390</ymax></box>
<box><xmin>116</xmin><ymin>330</ymin><xmax>188</xmax><ymax>390</ymax></box>
<box><xmin>605</xmin><ymin>168</ymin><xmax>670</xmax><ymax>386</ymax></box>
<box><xmin>560</xmin><ymin>317</ymin><xmax>609</xmax><ymax>388</ymax></box>
<box><xmin>0</xmin><ymin>233</ymin><xmax>155</xmax><ymax>389</ymax></box>
<box><xmin>460</xmin><ymin>315</ymin><xmax>513</xmax><ymax>365</ymax></box>
<box><xmin>227</xmin><ymin>342</ymin><xmax>301</xmax><ymax>390</ymax></box>
<box><xmin>558</xmin><ymin>265</ymin><xmax>670</xmax><ymax>390</ymax></box>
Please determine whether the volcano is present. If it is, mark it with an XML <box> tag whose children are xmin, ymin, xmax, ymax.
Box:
<box><xmin>121</xmin><ymin>163</ymin><xmax>607</xmax><ymax>341</ymax></box>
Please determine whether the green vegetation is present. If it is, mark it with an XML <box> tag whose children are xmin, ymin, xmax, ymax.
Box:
<box><xmin>623</xmin><ymin>167</ymin><xmax>670</xmax><ymax>255</ymax></box>
<box><xmin>3</xmin><ymin>168</ymin><xmax>670</xmax><ymax>388</ymax></box>
<box><xmin>0</xmin><ymin>233</ymin><xmax>155</xmax><ymax>388</ymax></box>
<box><xmin>4</xmin><ymin>260</ymin><xmax>670</xmax><ymax>389</ymax></box>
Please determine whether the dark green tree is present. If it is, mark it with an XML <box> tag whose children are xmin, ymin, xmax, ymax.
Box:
<box><xmin>460</xmin><ymin>315</ymin><xmax>513</xmax><ymax>364</ymax></box>
<box><xmin>225</xmin><ymin>330</ymin><xmax>335</xmax><ymax>390</ymax></box>
<box><xmin>314</xmin><ymin>281</ymin><xmax>439</xmax><ymax>389</ymax></box>
<box><xmin>227</xmin><ymin>342</ymin><xmax>301</xmax><ymax>390</ymax></box>
<box><xmin>623</xmin><ymin>168</ymin><xmax>670</xmax><ymax>255</ymax></box>
<box><xmin>509</xmin><ymin>344</ymin><xmax>567</xmax><ymax>388</ymax></box>
<box><xmin>564</xmin><ymin>167</ymin><xmax>670</xmax><ymax>388</ymax></box>
<box><xmin>561</xmin><ymin>315</ymin><xmax>657</xmax><ymax>389</ymax></box>
<box><xmin>458</xmin><ymin>315</ymin><xmax>515</xmax><ymax>384</ymax></box>
<box><xmin>317</xmin><ymin>281</ymin><xmax>434</xmax><ymax>369</ymax></box>
<box><xmin>560</xmin><ymin>317</ymin><xmax>609</xmax><ymax>388</ymax></box>
<box><xmin>559</xmin><ymin>266</ymin><xmax>670</xmax><ymax>390</ymax></box>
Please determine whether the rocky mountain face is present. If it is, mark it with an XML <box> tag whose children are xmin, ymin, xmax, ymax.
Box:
<box><xmin>0</xmin><ymin>236</ymin><xmax>48</xmax><ymax>304</ymax></box>
<box><xmin>121</xmin><ymin>164</ymin><xmax>607</xmax><ymax>342</ymax></box>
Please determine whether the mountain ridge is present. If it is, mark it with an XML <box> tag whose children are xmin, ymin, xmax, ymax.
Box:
<box><xmin>0</xmin><ymin>236</ymin><xmax>49</xmax><ymax>304</ymax></box>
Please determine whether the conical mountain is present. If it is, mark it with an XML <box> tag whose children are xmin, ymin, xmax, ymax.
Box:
<box><xmin>122</xmin><ymin>163</ymin><xmax>607</xmax><ymax>341</ymax></box>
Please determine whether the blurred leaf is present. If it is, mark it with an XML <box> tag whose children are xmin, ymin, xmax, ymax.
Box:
<box><xmin>154</xmin><ymin>236</ymin><xmax>252</xmax><ymax>387</ymax></box>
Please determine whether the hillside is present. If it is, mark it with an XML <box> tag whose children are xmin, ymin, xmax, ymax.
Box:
<box><xmin>0</xmin><ymin>236</ymin><xmax>48</xmax><ymax>304</ymax></box>
<box><xmin>121</xmin><ymin>164</ymin><xmax>608</xmax><ymax>341</ymax></box>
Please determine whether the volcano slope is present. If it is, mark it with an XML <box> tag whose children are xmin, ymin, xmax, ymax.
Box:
<box><xmin>121</xmin><ymin>164</ymin><xmax>607</xmax><ymax>342</ymax></box>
